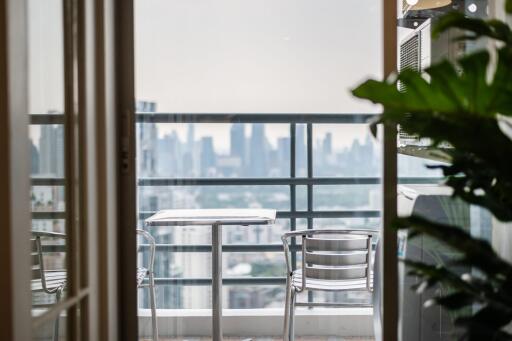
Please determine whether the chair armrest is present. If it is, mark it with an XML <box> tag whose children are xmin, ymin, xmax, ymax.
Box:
<box><xmin>31</xmin><ymin>231</ymin><xmax>67</xmax><ymax>239</ymax></box>
<box><xmin>137</xmin><ymin>229</ymin><xmax>156</xmax><ymax>274</ymax></box>
<box><xmin>281</xmin><ymin>234</ymin><xmax>294</xmax><ymax>276</ymax></box>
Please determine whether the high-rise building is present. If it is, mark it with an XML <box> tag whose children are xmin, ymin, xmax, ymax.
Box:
<box><xmin>31</xmin><ymin>140</ymin><xmax>40</xmax><ymax>175</ymax></box>
<box><xmin>136</xmin><ymin>101</ymin><xmax>158</xmax><ymax>177</ymax></box>
<box><xmin>39</xmin><ymin>121</ymin><xmax>64</xmax><ymax>177</ymax></box>
<box><xmin>157</xmin><ymin>132</ymin><xmax>180</xmax><ymax>176</ymax></box>
<box><xmin>296</xmin><ymin>125</ymin><xmax>306</xmax><ymax>176</ymax></box>
<box><xmin>230</xmin><ymin>124</ymin><xmax>245</xmax><ymax>168</ymax></box>
<box><xmin>135</xmin><ymin>100</ymin><xmax>183</xmax><ymax>309</ymax></box>
<box><xmin>249</xmin><ymin>124</ymin><xmax>267</xmax><ymax>177</ymax></box>
<box><xmin>323</xmin><ymin>132</ymin><xmax>332</xmax><ymax>155</ymax></box>
<box><xmin>277</xmin><ymin>137</ymin><xmax>290</xmax><ymax>176</ymax></box>
<box><xmin>200</xmin><ymin>136</ymin><xmax>216</xmax><ymax>176</ymax></box>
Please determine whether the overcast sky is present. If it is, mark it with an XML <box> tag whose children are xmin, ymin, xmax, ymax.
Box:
<box><xmin>135</xmin><ymin>0</ymin><xmax>382</xmax><ymax>114</ymax></box>
<box><xmin>29</xmin><ymin>0</ymin><xmax>384</xmax><ymax>151</ymax></box>
<box><xmin>134</xmin><ymin>0</ymin><xmax>383</xmax><ymax>150</ymax></box>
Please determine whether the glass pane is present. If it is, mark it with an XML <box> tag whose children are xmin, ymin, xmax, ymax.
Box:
<box><xmin>28</xmin><ymin>0</ymin><xmax>65</xmax><ymax>115</ymax></box>
<box><xmin>27</xmin><ymin>0</ymin><xmax>70</xmax><ymax>336</ymax></box>
<box><xmin>32</xmin><ymin>309</ymin><xmax>67</xmax><ymax>341</ymax></box>
<box><xmin>396</xmin><ymin>1</ymin><xmax>497</xmax><ymax>341</ymax></box>
<box><xmin>135</xmin><ymin>0</ymin><xmax>382</xmax><ymax>339</ymax></box>
<box><xmin>313</xmin><ymin>124</ymin><xmax>381</xmax><ymax>177</ymax></box>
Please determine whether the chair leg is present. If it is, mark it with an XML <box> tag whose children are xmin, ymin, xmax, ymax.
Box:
<box><xmin>289</xmin><ymin>289</ymin><xmax>297</xmax><ymax>341</ymax></box>
<box><xmin>283</xmin><ymin>278</ymin><xmax>292</xmax><ymax>341</ymax></box>
<box><xmin>53</xmin><ymin>287</ymin><xmax>63</xmax><ymax>341</ymax></box>
<box><xmin>149</xmin><ymin>273</ymin><xmax>159</xmax><ymax>341</ymax></box>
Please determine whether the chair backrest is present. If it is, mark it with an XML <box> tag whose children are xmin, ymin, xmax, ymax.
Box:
<box><xmin>31</xmin><ymin>237</ymin><xmax>43</xmax><ymax>281</ymax></box>
<box><xmin>302</xmin><ymin>232</ymin><xmax>373</xmax><ymax>289</ymax></box>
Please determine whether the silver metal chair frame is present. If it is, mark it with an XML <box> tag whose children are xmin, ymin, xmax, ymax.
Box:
<box><xmin>137</xmin><ymin>229</ymin><xmax>159</xmax><ymax>341</ymax></box>
<box><xmin>281</xmin><ymin>229</ymin><xmax>380</xmax><ymax>341</ymax></box>
<box><xmin>32</xmin><ymin>231</ymin><xmax>67</xmax><ymax>341</ymax></box>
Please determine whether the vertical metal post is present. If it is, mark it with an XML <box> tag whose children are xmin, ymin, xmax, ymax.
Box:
<box><xmin>306</xmin><ymin>123</ymin><xmax>313</xmax><ymax>303</ymax></box>
<box><xmin>117</xmin><ymin>0</ymin><xmax>139</xmax><ymax>339</ymax></box>
<box><xmin>212</xmin><ymin>223</ymin><xmax>223</xmax><ymax>341</ymax></box>
<box><xmin>290</xmin><ymin>123</ymin><xmax>297</xmax><ymax>270</ymax></box>
<box><xmin>382</xmin><ymin>0</ymin><xmax>398</xmax><ymax>339</ymax></box>
<box><xmin>306</xmin><ymin>123</ymin><xmax>313</xmax><ymax>230</ymax></box>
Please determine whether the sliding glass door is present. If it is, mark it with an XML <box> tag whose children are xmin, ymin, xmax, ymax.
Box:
<box><xmin>134</xmin><ymin>1</ymin><xmax>385</xmax><ymax>340</ymax></box>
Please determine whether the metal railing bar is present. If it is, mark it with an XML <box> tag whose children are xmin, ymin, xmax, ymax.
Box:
<box><xmin>30</xmin><ymin>114</ymin><xmax>65</xmax><ymax>125</ymax></box>
<box><xmin>29</xmin><ymin>176</ymin><xmax>442</xmax><ymax>187</ymax></box>
<box><xmin>135</xmin><ymin>113</ymin><xmax>377</xmax><ymax>124</ymax></box>
<box><xmin>306</xmin><ymin>124</ymin><xmax>314</xmax><ymax>303</ymax></box>
<box><xmin>137</xmin><ymin>177</ymin><xmax>381</xmax><ymax>186</ymax></box>
<box><xmin>290</xmin><ymin>123</ymin><xmax>297</xmax><ymax>270</ymax></box>
<box><xmin>137</xmin><ymin>244</ymin><xmax>300</xmax><ymax>253</ymax></box>
<box><xmin>146</xmin><ymin>277</ymin><xmax>287</xmax><ymax>286</ymax></box>
<box><xmin>31</xmin><ymin>178</ymin><xmax>66</xmax><ymax>186</ymax></box>
<box><xmin>136</xmin><ymin>177</ymin><xmax>441</xmax><ymax>186</ymax></box>
<box><xmin>41</xmin><ymin>245</ymin><xmax>67</xmax><ymax>252</ymax></box>
<box><xmin>306</xmin><ymin>123</ymin><xmax>313</xmax><ymax>230</ymax></box>
<box><xmin>32</xmin><ymin>212</ymin><xmax>66</xmax><ymax>219</ymax></box>
<box><xmin>139</xmin><ymin>210</ymin><xmax>380</xmax><ymax>220</ymax></box>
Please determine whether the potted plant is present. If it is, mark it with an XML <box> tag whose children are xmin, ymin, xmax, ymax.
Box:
<box><xmin>352</xmin><ymin>1</ymin><xmax>512</xmax><ymax>339</ymax></box>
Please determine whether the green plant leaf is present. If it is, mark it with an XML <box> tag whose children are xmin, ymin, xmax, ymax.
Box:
<box><xmin>353</xmin><ymin>46</ymin><xmax>512</xmax><ymax>221</ymax></box>
<box><xmin>396</xmin><ymin>215</ymin><xmax>512</xmax><ymax>280</ymax></box>
<box><xmin>433</xmin><ymin>12</ymin><xmax>512</xmax><ymax>44</ymax></box>
<box><xmin>432</xmin><ymin>292</ymin><xmax>475</xmax><ymax>310</ymax></box>
<box><xmin>353</xmin><ymin>8</ymin><xmax>512</xmax><ymax>339</ymax></box>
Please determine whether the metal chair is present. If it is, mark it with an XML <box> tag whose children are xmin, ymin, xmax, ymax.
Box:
<box><xmin>137</xmin><ymin>229</ymin><xmax>159</xmax><ymax>341</ymax></box>
<box><xmin>31</xmin><ymin>229</ymin><xmax>159</xmax><ymax>341</ymax></box>
<box><xmin>31</xmin><ymin>231</ymin><xmax>67</xmax><ymax>341</ymax></box>
<box><xmin>281</xmin><ymin>229</ymin><xmax>379</xmax><ymax>341</ymax></box>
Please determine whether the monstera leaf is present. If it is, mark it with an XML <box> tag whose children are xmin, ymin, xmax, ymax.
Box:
<box><xmin>353</xmin><ymin>47</ymin><xmax>512</xmax><ymax>221</ymax></box>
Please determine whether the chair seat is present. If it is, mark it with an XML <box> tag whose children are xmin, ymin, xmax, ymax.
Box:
<box><xmin>291</xmin><ymin>269</ymin><xmax>373</xmax><ymax>291</ymax></box>
<box><xmin>31</xmin><ymin>271</ymin><xmax>67</xmax><ymax>292</ymax></box>
<box><xmin>137</xmin><ymin>267</ymin><xmax>148</xmax><ymax>287</ymax></box>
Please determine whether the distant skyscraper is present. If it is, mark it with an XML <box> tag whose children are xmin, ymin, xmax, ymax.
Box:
<box><xmin>323</xmin><ymin>132</ymin><xmax>332</xmax><ymax>155</ymax></box>
<box><xmin>157</xmin><ymin>132</ymin><xmax>179</xmax><ymax>175</ymax></box>
<box><xmin>135</xmin><ymin>100</ymin><xmax>183</xmax><ymax>309</ymax></box>
<box><xmin>39</xmin><ymin>123</ymin><xmax>64</xmax><ymax>177</ymax></box>
<box><xmin>31</xmin><ymin>140</ymin><xmax>40</xmax><ymax>175</ymax></box>
<box><xmin>249</xmin><ymin>124</ymin><xmax>267</xmax><ymax>177</ymax></box>
<box><xmin>200</xmin><ymin>137</ymin><xmax>216</xmax><ymax>176</ymax></box>
<box><xmin>136</xmin><ymin>101</ymin><xmax>158</xmax><ymax>177</ymax></box>
<box><xmin>230</xmin><ymin>124</ymin><xmax>245</xmax><ymax>165</ymax></box>
<box><xmin>187</xmin><ymin>124</ymin><xmax>195</xmax><ymax>154</ymax></box>
<box><xmin>277</xmin><ymin>137</ymin><xmax>290</xmax><ymax>176</ymax></box>
<box><xmin>295</xmin><ymin>125</ymin><xmax>306</xmax><ymax>176</ymax></box>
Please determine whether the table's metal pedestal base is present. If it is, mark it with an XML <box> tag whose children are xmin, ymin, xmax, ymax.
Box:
<box><xmin>144</xmin><ymin>209</ymin><xmax>276</xmax><ymax>341</ymax></box>
<box><xmin>212</xmin><ymin>224</ymin><xmax>222</xmax><ymax>341</ymax></box>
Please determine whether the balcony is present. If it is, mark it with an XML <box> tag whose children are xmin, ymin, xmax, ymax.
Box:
<box><xmin>30</xmin><ymin>112</ymin><xmax>439</xmax><ymax>340</ymax></box>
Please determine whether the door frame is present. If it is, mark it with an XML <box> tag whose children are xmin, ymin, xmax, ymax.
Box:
<box><xmin>114</xmin><ymin>1</ymin><xmax>400</xmax><ymax>341</ymax></box>
<box><xmin>0</xmin><ymin>0</ymin><xmax>32</xmax><ymax>339</ymax></box>
<box><xmin>115</xmin><ymin>0</ymin><xmax>139</xmax><ymax>340</ymax></box>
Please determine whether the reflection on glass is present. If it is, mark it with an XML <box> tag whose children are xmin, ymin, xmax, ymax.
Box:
<box><xmin>32</xmin><ymin>308</ymin><xmax>67</xmax><ymax>341</ymax></box>
<box><xmin>396</xmin><ymin>1</ymin><xmax>493</xmax><ymax>341</ymax></box>
<box><xmin>28</xmin><ymin>0</ymin><xmax>68</xmax><ymax>325</ymax></box>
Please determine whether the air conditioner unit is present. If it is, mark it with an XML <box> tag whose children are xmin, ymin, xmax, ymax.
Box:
<box><xmin>397</xmin><ymin>19</ymin><xmax>464</xmax><ymax>155</ymax></box>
